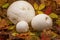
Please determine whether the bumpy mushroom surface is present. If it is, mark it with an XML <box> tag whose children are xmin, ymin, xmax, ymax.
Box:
<box><xmin>7</xmin><ymin>1</ymin><xmax>35</xmax><ymax>24</ymax></box>
<box><xmin>31</xmin><ymin>14</ymin><xmax>53</xmax><ymax>31</ymax></box>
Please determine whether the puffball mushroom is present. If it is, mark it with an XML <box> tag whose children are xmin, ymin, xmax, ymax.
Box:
<box><xmin>31</xmin><ymin>14</ymin><xmax>53</xmax><ymax>31</ymax></box>
<box><xmin>16</xmin><ymin>21</ymin><xmax>29</xmax><ymax>33</ymax></box>
<box><xmin>7</xmin><ymin>1</ymin><xmax>35</xmax><ymax>24</ymax></box>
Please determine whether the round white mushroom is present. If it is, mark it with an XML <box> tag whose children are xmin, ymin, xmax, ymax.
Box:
<box><xmin>16</xmin><ymin>21</ymin><xmax>29</xmax><ymax>33</ymax></box>
<box><xmin>7</xmin><ymin>1</ymin><xmax>35</xmax><ymax>24</ymax></box>
<box><xmin>31</xmin><ymin>14</ymin><xmax>53</xmax><ymax>31</ymax></box>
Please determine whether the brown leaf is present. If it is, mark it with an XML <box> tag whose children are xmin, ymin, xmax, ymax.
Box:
<box><xmin>0</xmin><ymin>19</ymin><xmax>9</xmax><ymax>30</ymax></box>
<box><xmin>16</xmin><ymin>32</ymin><xmax>31</xmax><ymax>39</ymax></box>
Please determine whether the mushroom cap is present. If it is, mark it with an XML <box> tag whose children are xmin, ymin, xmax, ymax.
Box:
<box><xmin>7</xmin><ymin>1</ymin><xmax>35</xmax><ymax>24</ymax></box>
<box><xmin>16</xmin><ymin>21</ymin><xmax>29</xmax><ymax>33</ymax></box>
<box><xmin>31</xmin><ymin>14</ymin><xmax>53</xmax><ymax>31</ymax></box>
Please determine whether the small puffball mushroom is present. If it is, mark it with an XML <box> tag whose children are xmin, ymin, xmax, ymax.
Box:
<box><xmin>16</xmin><ymin>21</ymin><xmax>29</xmax><ymax>33</ymax></box>
<box><xmin>31</xmin><ymin>14</ymin><xmax>53</xmax><ymax>31</ymax></box>
<box><xmin>7</xmin><ymin>1</ymin><xmax>35</xmax><ymax>24</ymax></box>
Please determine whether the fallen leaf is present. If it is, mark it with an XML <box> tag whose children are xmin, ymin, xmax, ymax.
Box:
<box><xmin>34</xmin><ymin>2</ymin><xmax>39</xmax><ymax>10</ymax></box>
<box><xmin>56</xmin><ymin>19</ymin><xmax>60</xmax><ymax>26</ymax></box>
<box><xmin>0</xmin><ymin>19</ymin><xmax>9</xmax><ymax>30</ymax></box>
<box><xmin>44</xmin><ymin>6</ymin><xmax>52</xmax><ymax>15</ymax></box>
<box><xmin>37</xmin><ymin>11</ymin><xmax>44</xmax><ymax>14</ymax></box>
<box><xmin>49</xmin><ymin>13</ymin><xmax>58</xmax><ymax>18</ymax></box>
<box><xmin>39</xmin><ymin>4</ymin><xmax>45</xmax><ymax>10</ymax></box>
<box><xmin>41</xmin><ymin>32</ymin><xmax>51</xmax><ymax>40</ymax></box>
<box><xmin>2</xmin><ymin>3</ymin><xmax>9</xmax><ymax>8</ymax></box>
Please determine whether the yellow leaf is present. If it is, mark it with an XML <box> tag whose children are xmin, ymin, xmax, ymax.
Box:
<box><xmin>2</xmin><ymin>3</ymin><xmax>9</xmax><ymax>8</ymax></box>
<box><xmin>12</xmin><ymin>32</ymin><xmax>18</xmax><ymax>36</ymax></box>
<box><xmin>56</xmin><ymin>19</ymin><xmax>60</xmax><ymax>26</ymax></box>
<box><xmin>34</xmin><ymin>2</ymin><xmax>39</xmax><ymax>10</ymax></box>
<box><xmin>51</xmin><ymin>32</ymin><xmax>58</xmax><ymax>38</ymax></box>
<box><xmin>30</xmin><ymin>32</ymin><xmax>35</xmax><ymax>36</ymax></box>
<box><xmin>37</xmin><ymin>11</ymin><xmax>44</xmax><ymax>14</ymax></box>
<box><xmin>49</xmin><ymin>13</ymin><xmax>58</xmax><ymax>18</ymax></box>
<box><xmin>39</xmin><ymin>4</ymin><xmax>45</xmax><ymax>10</ymax></box>
<box><xmin>7</xmin><ymin>20</ymin><xmax>13</xmax><ymax>25</ymax></box>
<box><xmin>8</xmin><ymin>26</ymin><xmax>15</xmax><ymax>30</ymax></box>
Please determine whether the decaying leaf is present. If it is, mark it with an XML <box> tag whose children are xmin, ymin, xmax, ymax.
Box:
<box><xmin>16</xmin><ymin>32</ymin><xmax>30</xmax><ymax>39</ymax></box>
<box><xmin>56</xmin><ymin>19</ymin><xmax>60</xmax><ymax>26</ymax></box>
<box><xmin>55</xmin><ymin>8</ymin><xmax>60</xmax><ymax>15</ymax></box>
<box><xmin>8</xmin><ymin>26</ymin><xmax>15</xmax><ymax>30</ymax></box>
<box><xmin>49</xmin><ymin>13</ymin><xmax>58</xmax><ymax>18</ymax></box>
<box><xmin>12</xmin><ymin>32</ymin><xmax>18</xmax><ymax>36</ymax></box>
<box><xmin>54</xmin><ymin>0</ymin><xmax>60</xmax><ymax>4</ymax></box>
<box><xmin>7</xmin><ymin>20</ymin><xmax>13</xmax><ymax>25</ymax></box>
<box><xmin>27</xmin><ymin>0</ymin><xmax>35</xmax><ymax>5</ymax></box>
<box><xmin>44</xmin><ymin>0</ymin><xmax>52</xmax><ymax>6</ymax></box>
<box><xmin>0</xmin><ymin>0</ymin><xmax>7</xmax><ymax>7</ymax></box>
<box><xmin>39</xmin><ymin>3</ymin><xmax>45</xmax><ymax>10</ymax></box>
<box><xmin>34</xmin><ymin>2</ymin><xmax>39</xmax><ymax>10</ymax></box>
<box><xmin>37</xmin><ymin>11</ymin><xmax>44</xmax><ymax>14</ymax></box>
<box><xmin>0</xmin><ymin>19</ymin><xmax>9</xmax><ymax>30</ymax></box>
<box><xmin>2</xmin><ymin>3</ymin><xmax>9</xmax><ymax>8</ymax></box>
<box><xmin>40</xmin><ymin>0</ymin><xmax>47</xmax><ymax>4</ymax></box>
<box><xmin>41</xmin><ymin>31</ymin><xmax>51</xmax><ymax>40</ymax></box>
<box><xmin>30</xmin><ymin>36</ymin><xmax>40</xmax><ymax>40</ymax></box>
<box><xmin>44</xmin><ymin>6</ymin><xmax>52</xmax><ymax>15</ymax></box>
<box><xmin>29</xmin><ymin>32</ymin><xmax>35</xmax><ymax>36</ymax></box>
<box><xmin>41</xmin><ymin>29</ymin><xmax>58</xmax><ymax>40</ymax></box>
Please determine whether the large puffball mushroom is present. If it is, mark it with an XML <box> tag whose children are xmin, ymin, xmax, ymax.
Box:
<box><xmin>31</xmin><ymin>14</ymin><xmax>53</xmax><ymax>31</ymax></box>
<box><xmin>7</xmin><ymin>1</ymin><xmax>35</xmax><ymax>24</ymax></box>
<box><xmin>16</xmin><ymin>21</ymin><xmax>29</xmax><ymax>33</ymax></box>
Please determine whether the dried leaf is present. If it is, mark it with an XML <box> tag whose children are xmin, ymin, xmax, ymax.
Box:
<box><xmin>0</xmin><ymin>17</ymin><xmax>1</xmax><ymax>22</ymax></box>
<box><xmin>12</xmin><ymin>32</ymin><xmax>18</xmax><ymax>36</ymax></box>
<box><xmin>55</xmin><ymin>25</ymin><xmax>60</xmax><ymax>33</ymax></box>
<box><xmin>7</xmin><ymin>20</ymin><xmax>13</xmax><ymax>25</ymax></box>
<box><xmin>37</xmin><ymin>11</ymin><xmax>44</xmax><ymax>14</ymax></box>
<box><xmin>16</xmin><ymin>32</ymin><xmax>30</xmax><ymax>39</ymax></box>
<box><xmin>0</xmin><ymin>0</ymin><xmax>7</xmax><ymax>7</ymax></box>
<box><xmin>41</xmin><ymin>32</ymin><xmax>51</xmax><ymax>40</ymax></box>
<box><xmin>34</xmin><ymin>2</ymin><xmax>39</xmax><ymax>10</ymax></box>
<box><xmin>51</xmin><ymin>31</ymin><xmax>58</xmax><ymax>38</ymax></box>
<box><xmin>29</xmin><ymin>32</ymin><xmax>35</xmax><ymax>36</ymax></box>
<box><xmin>0</xmin><ymin>19</ymin><xmax>9</xmax><ymax>30</ymax></box>
<box><xmin>39</xmin><ymin>4</ymin><xmax>45</xmax><ymax>10</ymax></box>
<box><xmin>27</xmin><ymin>0</ymin><xmax>35</xmax><ymax>5</ymax></box>
<box><xmin>2</xmin><ymin>3</ymin><xmax>9</xmax><ymax>8</ymax></box>
<box><xmin>49</xmin><ymin>13</ymin><xmax>58</xmax><ymax>19</ymax></box>
<box><xmin>44</xmin><ymin>6</ymin><xmax>52</xmax><ymax>15</ymax></box>
<box><xmin>55</xmin><ymin>0</ymin><xmax>60</xmax><ymax>4</ymax></box>
<box><xmin>56</xmin><ymin>19</ymin><xmax>60</xmax><ymax>26</ymax></box>
<box><xmin>8</xmin><ymin>26</ymin><xmax>15</xmax><ymax>30</ymax></box>
<box><xmin>30</xmin><ymin>36</ymin><xmax>40</xmax><ymax>40</ymax></box>
<box><xmin>45</xmin><ymin>0</ymin><xmax>52</xmax><ymax>6</ymax></box>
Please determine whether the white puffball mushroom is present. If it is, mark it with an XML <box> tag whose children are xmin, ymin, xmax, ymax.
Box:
<box><xmin>16</xmin><ymin>21</ymin><xmax>29</xmax><ymax>33</ymax></box>
<box><xmin>31</xmin><ymin>14</ymin><xmax>53</xmax><ymax>31</ymax></box>
<box><xmin>7</xmin><ymin>1</ymin><xmax>35</xmax><ymax>24</ymax></box>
